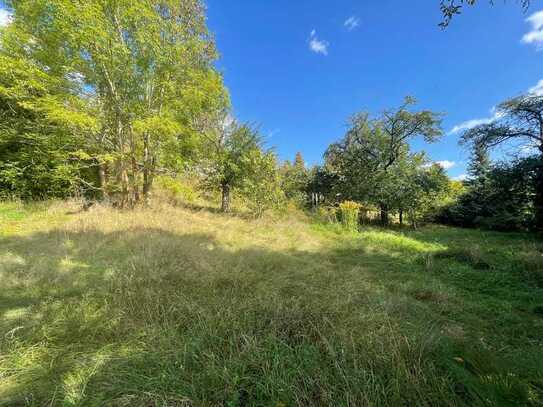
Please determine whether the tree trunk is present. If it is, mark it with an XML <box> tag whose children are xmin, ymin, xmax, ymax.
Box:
<box><xmin>380</xmin><ymin>204</ymin><xmax>389</xmax><ymax>226</ymax></box>
<box><xmin>410</xmin><ymin>210</ymin><xmax>418</xmax><ymax>230</ymax></box>
<box><xmin>399</xmin><ymin>208</ymin><xmax>403</xmax><ymax>226</ymax></box>
<box><xmin>131</xmin><ymin>155</ymin><xmax>140</xmax><ymax>204</ymax></box>
<box><xmin>98</xmin><ymin>162</ymin><xmax>108</xmax><ymax>201</ymax></box>
<box><xmin>536</xmin><ymin>150</ymin><xmax>543</xmax><ymax>231</ymax></box>
<box><xmin>221</xmin><ymin>183</ymin><xmax>231</xmax><ymax>213</ymax></box>
<box><xmin>142</xmin><ymin>134</ymin><xmax>152</xmax><ymax>206</ymax></box>
<box><xmin>121</xmin><ymin>168</ymin><xmax>129</xmax><ymax>209</ymax></box>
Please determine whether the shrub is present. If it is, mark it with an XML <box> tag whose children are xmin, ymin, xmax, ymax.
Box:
<box><xmin>316</xmin><ymin>206</ymin><xmax>338</xmax><ymax>224</ymax></box>
<box><xmin>339</xmin><ymin>201</ymin><xmax>361</xmax><ymax>231</ymax></box>
<box><xmin>155</xmin><ymin>176</ymin><xmax>198</xmax><ymax>204</ymax></box>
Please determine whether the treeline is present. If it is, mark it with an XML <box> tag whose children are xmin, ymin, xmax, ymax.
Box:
<box><xmin>280</xmin><ymin>93</ymin><xmax>543</xmax><ymax>232</ymax></box>
<box><xmin>1</xmin><ymin>0</ymin><xmax>543</xmax><ymax>232</ymax></box>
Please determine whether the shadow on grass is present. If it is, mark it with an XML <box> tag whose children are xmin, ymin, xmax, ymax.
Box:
<box><xmin>1</xmin><ymin>226</ymin><xmax>542</xmax><ymax>405</ymax></box>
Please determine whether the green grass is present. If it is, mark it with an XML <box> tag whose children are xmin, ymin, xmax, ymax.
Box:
<box><xmin>1</xmin><ymin>201</ymin><xmax>543</xmax><ymax>406</ymax></box>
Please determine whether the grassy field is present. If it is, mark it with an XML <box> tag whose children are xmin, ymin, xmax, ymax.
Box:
<box><xmin>1</xmin><ymin>200</ymin><xmax>543</xmax><ymax>406</ymax></box>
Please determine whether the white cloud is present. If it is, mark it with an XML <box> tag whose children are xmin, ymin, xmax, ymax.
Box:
<box><xmin>0</xmin><ymin>8</ymin><xmax>13</xmax><ymax>27</ymax></box>
<box><xmin>529</xmin><ymin>79</ymin><xmax>543</xmax><ymax>95</ymax></box>
<box><xmin>453</xmin><ymin>174</ymin><xmax>468</xmax><ymax>181</ymax></box>
<box><xmin>344</xmin><ymin>16</ymin><xmax>360</xmax><ymax>31</ymax></box>
<box><xmin>448</xmin><ymin>78</ymin><xmax>543</xmax><ymax>135</ymax></box>
<box><xmin>448</xmin><ymin>116</ymin><xmax>497</xmax><ymax>135</ymax></box>
<box><xmin>423</xmin><ymin>160</ymin><xmax>456</xmax><ymax>170</ymax></box>
<box><xmin>522</xmin><ymin>10</ymin><xmax>543</xmax><ymax>49</ymax></box>
<box><xmin>309</xmin><ymin>30</ymin><xmax>329</xmax><ymax>56</ymax></box>
<box><xmin>435</xmin><ymin>160</ymin><xmax>456</xmax><ymax>170</ymax></box>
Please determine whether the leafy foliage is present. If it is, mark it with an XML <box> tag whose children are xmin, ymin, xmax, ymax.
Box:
<box><xmin>0</xmin><ymin>54</ymin><xmax>96</xmax><ymax>199</ymax></box>
<box><xmin>460</xmin><ymin>94</ymin><xmax>543</xmax><ymax>230</ymax></box>
<box><xmin>2</xmin><ymin>0</ymin><xmax>228</xmax><ymax>204</ymax></box>
<box><xmin>322</xmin><ymin>97</ymin><xmax>444</xmax><ymax>226</ymax></box>
<box><xmin>201</xmin><ymin>121</ymin><xmax>282</xmax><ymax>215</ymax></box>
<box><xmin>437</xmin><ymin>156</ymin><xmax>538</xmax><ymax>231</ymax></box>
<box><xmin>338</xmin><ymin>201</ymin><xmax>361</xmax><ymax>231</ymax></box>
<box><xmin>279</xmin><ymin>152</ymin><xmax>310</xmax><ymax>205</ymax></box>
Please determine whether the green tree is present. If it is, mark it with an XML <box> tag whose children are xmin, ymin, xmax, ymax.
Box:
<box><xmin>460</xmin><ymin>94</ymin><xmax>543</xmax><ymax>230</ymax></box>
<box><xmin>241</xmin><ymin>151</ymin><xmax>285</xmax><ymax>217</ymax></box>
<box><xmin>325</xmin><ymin>97</ymin><xmax>443</xmax><ymax>224</ymax></box>
<box><xmin>467</xmin><ymin>143</ymin><xmax>491</xmax><ymax>180</ymax></box>
<box><xmin>437</xmin><ymin>157</ymin><xmax>537</xmax><ymax>230</ymax></box>
<box><xmin>0</xmin><ymin>54</ymin><xmax>97</xmax><ymax>199</ymax></box>
<box><xmin>4</xmin><ymin>0</ymin><xmax>227</xmax><ymax>206</ymax></box>
<box><xmin>202</xmin><ymin>121</ymin><xmax>272</xmax><ymax>213</ymax></box>
<box><xmin>280</xmin><ymin>152</ymin><xmax>310</xmax><ymax>204</ymax></box>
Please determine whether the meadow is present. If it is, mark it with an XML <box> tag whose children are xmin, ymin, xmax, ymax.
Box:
<box><xmin>1</xmin><ymin>200</ymin><xmax>543</xmax><ymax>406</ymax></box>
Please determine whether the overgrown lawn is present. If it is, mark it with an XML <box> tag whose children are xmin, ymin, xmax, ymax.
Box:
<box><xmin>1</xmin><ymin>201</ymin><xmax>542</xmax><ymax>406</ymax></box>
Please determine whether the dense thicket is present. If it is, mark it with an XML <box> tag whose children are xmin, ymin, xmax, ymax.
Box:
<box><xmin>456</xmin><ymin>94</ymin><xmax>543</xmax><ymax>231</ymax></box>
<box><xmin>0</xmin><ymin>54</ymin><xmax>92</xmax><ymax>199</ymax></box>
<box><xmin>437</xmin><ymin>156</ymin><xmax>539</xmax><ymax>231</ymax></box>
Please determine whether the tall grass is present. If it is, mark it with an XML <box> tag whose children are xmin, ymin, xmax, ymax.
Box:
<box><xmin>1</xmin><ymin>200</ymin><xmax>542</xmax><ymax>405</ymax></box>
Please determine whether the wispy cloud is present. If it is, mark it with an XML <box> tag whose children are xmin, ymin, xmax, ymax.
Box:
<box><xmin>522</xmin><ymin>10</ymin><xmax>543</xmax><ymax>49</ymax></box>
<box><xmin>529</xmin><ymin>79</ymin><xmax>543</xmax><ymax>95</ymax></box>
<box><xmin>0</xmin><ymin>8</ymin><xmax>13</xmax><ymax>27</ymax></box>
<box><xmin>448</xmin><ymin>78</ymin><xmax>543</xmax><ymax>135</ymax></box>
<box><xmin>344</xmin><ymin>16</ymin><xmax>360</xmax><ymax>31</ymax></box>
<box><xmin>309</xmin><ymin>29</ymin><xmax>329</xmax><ymax>56</ymax></box>
<box><xmin>448</xmin><ymin>115</ymin><xmax>499</xmax><ymax>136</ymax></box>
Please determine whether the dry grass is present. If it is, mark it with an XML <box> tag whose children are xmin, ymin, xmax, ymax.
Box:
<box><xmin>1</xmin><ymin>200</ymin><xmax>543</xmax><ymax>405</ymax></box>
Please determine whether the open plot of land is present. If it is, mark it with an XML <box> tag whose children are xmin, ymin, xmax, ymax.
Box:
<box><xmin>1</xmin><ymin>201</ymin><xmax>543</xmax><ymax>406</ymax></box>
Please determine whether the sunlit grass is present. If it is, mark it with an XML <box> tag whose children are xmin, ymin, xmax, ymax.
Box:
<box><xmin>1</xmin><ymin>200</ymin><xmax>542</xmax><ymax>405</ymax></box>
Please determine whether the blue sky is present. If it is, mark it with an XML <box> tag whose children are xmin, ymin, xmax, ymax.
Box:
<box><xmin>206</xmin><ymin>0</ymin><xmax>543</xmax><ymax>180</ymax></box>
<box><xmin>1</xmin><ymin>2</ymin><xmax>542</xmax><ymax>180</ymax></box>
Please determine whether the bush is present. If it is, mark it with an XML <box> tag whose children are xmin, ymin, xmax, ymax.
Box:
<box><xmin>315</xmin><ymin>206</ymin><xmax>338</xmax><ymax>224</ymax></box>
<box><xmin>339</xmin><ymin>201</ymin><xmax>361</xmax><ymax>231</ymax></box>
<box><xmin>155</xmin><ymin>176</ymin><xmax>198</xmax><ymax>205</ymax></box>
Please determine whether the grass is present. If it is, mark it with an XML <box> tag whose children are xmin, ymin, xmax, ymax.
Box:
<box><xmin>1</xmin><ymin>200</ymin><xmax>543</xmax><ymax>406</ymax></box>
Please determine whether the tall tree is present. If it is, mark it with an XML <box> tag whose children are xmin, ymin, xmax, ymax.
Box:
<box><xmin>461</xmin><ymin>94</ymin><xmax>543</xmax><ymax>229</ymax></box>
<box><xmin>4</xmin><ymin>0</ymin><xmax>228</xmax><ymax>206</ymax></box>
<box><xmin>467</xmin><ymin>142</ymin><xmax>491</xmax><ymax>179</ymax></box>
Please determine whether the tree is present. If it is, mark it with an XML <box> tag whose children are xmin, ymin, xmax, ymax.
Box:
<box><xmin>0</xmin><ymin>54</ymin><xmax>97</xmax><ymax>199</ymax></box>
<box><xmin>280</xmin><ymin>152</ymin><xmax>310</xmax><ymax>204</ymax></box>
<box><xmin>437</xmin><ymin>156</ymin><xmax>537</xmax><ymax>230</ymax></box>
<box><xmin>241</xmin><ymin>151</ymin><xmax>285</xmax><ymax>217</ymax></box>
<box><xmin>439</xmin><ymin>0</ymin><xmax>531</xmax><ymax>28</ymax></box>
<box><xmin>202</xmin><ymin>121</ymin><xmax>270</xmax><ymax>213</ymax></box>
<box><xmin>467</xmin><ymin>143</ymin><xmax>491</xmax><ymax>180</ymax></box>
<box><xmin>306</xmin><ymin>165</ymin><xmax>338</xmax><ymax>207</ymax></box>
<box><xmin>325</xmin><ymin>97</ymin><xmax>443</xmax><ymax>225</ymax></box>
<box><xmin>461</xmin><ymin>94</ymin><xmax>543</xmax><ymax>230</ymax></box>
<box><xmin>385</xmin><ymin>156</ymin><xmax>448</xmax><ymax>227</ymax></box>
<box><xmin>4</xmin><ymin>0</ymin><xmax>227</xmax><ymax>207</ymax></box>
